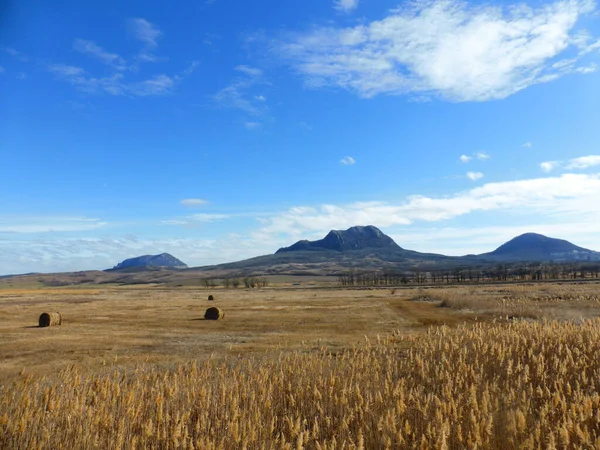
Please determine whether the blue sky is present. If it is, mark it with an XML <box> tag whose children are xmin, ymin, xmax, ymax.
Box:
<box><xmin>1</xmin><ymin>0</ymin><xmax>600</xmax><ymax>274</ymax></box>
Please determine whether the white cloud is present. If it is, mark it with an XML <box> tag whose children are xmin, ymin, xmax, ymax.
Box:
<box><xmin>467</xmin><ymin>171</ymin><xmax>484</xmax><ymax>181</ymax></box>
<box><xmin>522</xmin><ymin>142</ymin><xmax>533</xmax><ymax>148</ymax></box>
<box><xmin>214</xmin><ymin>65</ymin><xmax>268</xmax><ymax>115</ymax></box>
<box><xmin>163</xmin><ymin>214</ymin><xmax>230</xmax><ymax>226</ymax></box>
<box><xmin>236</xmin><ymin>65</ymin><xmax>263</xmax><ymax>77</ymax></box>
<box><xmin>48</xmin><ymin>65</ymin><xmax>127</xmax><ymax>95</ymax></box>
<box><xmin>340</xmin><ymin>156</ymin><xmax>356</xmax><ymax>165</ymax></box>
<box><xmin>540</xmin><ymin>155</ymin><xmax>600</xmax><ymax>172</ymax></box>
<box><xmin>475</xmin><ymin>152</ymin><xmax>491</xmax><ymax>160</ymax></box>
<box><xmin>245</xmin><ymin>121</ymin><xmax>262</xmax><ymax>130</ymax></box>
<box><xmin>334</xmin><ymin>0</ymin><xmax>359</xmax><ymax>13</ymax></box>
<box><xmin>48</xmin><ymin>63</ymin><xmax>188</xmax><ymax>97</ymax></box>
<box><xmin>180</xmin><ymin>198</ymin><xmax>210</xmax><ymax>207</ymax></box>
<box><xmin>129</xmin><ymin>18</ymin><xmax>162</xmax><ymax>47</ymax></box>
<box><xmin>540</xmin><ymin>161</ymin><xmax>560</xmax><ymax>172</ymax></box>
<box><xmin>565</xmin><ymin>155</ymin><xmax>600</xmax><ymax>169</ymax></box>
<box><xmin>6</xmin><ymin>172</ymin><xmax>600</xmax><ymax>274</ymax></box>
<box><xmin>255</xmin><ymin>173</ymin><xmax>600</xmax><ymax>238</ymax></box>
<box><xmin>459</xmin><ymin>155</ymin><xmax>472</xmax><ymax>163</ymax></box>
<box><xmin>129</xmin><ymin>74</ymin><xmax>174</xmax><ymax>96</ymax></box>
<box><xmin>278</xmin><ymin>0</ymin><xmax>598</xmax><ymax>101</ymax></box>
<box><xmin>1</xmin><ymin>47</ymin><xmax>29</xmax><ymax>62</ymax></box>
<box><xmin>0</xmin><ymin>216</ymin><xmax>106</xmax><ymax>234</ymax></box>
<box><xmin>73</xmin><ymin>39</ymin><xmax>126</xmax><ymax>69</ymax></box>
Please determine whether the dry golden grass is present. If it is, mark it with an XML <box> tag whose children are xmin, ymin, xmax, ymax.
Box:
<box><xmin>3</xmin><ymin>319</ymin><xmax>600</xmax><ymax>448</ymax></box>
<box><xmin>2</xmin><ymin>282</ymin><xmax>600</xmax><ymax>448</ymax></box>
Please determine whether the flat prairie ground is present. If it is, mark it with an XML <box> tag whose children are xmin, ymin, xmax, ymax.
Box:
<box><xmin>1</xmin><ymin>281</ymin><xmax>600</xmax><ymax>384</ymax></box>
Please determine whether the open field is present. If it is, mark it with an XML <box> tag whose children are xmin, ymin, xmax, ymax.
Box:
<box><xmin>3</xmin><ymin>282</ymin><xmax>600</xmax><ymax>448</ymax></box>
<box><xmin>0</xmin><ymin>284</ymin><xmax>479</xmax><ymax>383</ymax></box>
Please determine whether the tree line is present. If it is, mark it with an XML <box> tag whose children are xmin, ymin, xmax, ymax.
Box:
<box><xmin>337</xmin><ymin>262</ymin><xmax>600</xmax><ymax>286</ymax></box>
<box><xmin>203</xmin><ymin>277</ymin><xmax>269</xmax><ymax>289</ymax></box>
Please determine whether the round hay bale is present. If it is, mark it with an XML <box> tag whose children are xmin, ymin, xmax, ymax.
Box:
<box><xmin>208</xmin><ymin>295</ymin><xmax>214</xmax><ymax>301</ymax></box>
<box><xmin>39</xmin><ymin>312</ymin><xmax>62</xmax><ymax>327</ymax></box>
<box><xmin>204</xmin><ymin>307</ymin><xmax>224</xmax><ymax>320</ymax></box>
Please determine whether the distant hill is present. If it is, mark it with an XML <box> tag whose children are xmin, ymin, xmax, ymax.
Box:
<box><xmin>276</xmin><ymin>225</ymin><xmax>401</xmax><ymax>253</ymax></box>
<box><xmin>110</xmin><ymin>253</ymin><xmax>188</xmax><ymax>271</ymax></box>
<box><xmin>479</xmin><ymin>233</ymin><xmax>600</xmax><ymax>262</ymax></box>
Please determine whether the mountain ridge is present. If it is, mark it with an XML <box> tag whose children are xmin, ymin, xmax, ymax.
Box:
<box><xmin>110</xmin><ymin>253</ymin><xmax>188</xmax><ymax>271</ymax></box>
<box><xmin>479</xmin><ymin>232</ymin><xmax>600</xmax><ymax>262</ymax></box>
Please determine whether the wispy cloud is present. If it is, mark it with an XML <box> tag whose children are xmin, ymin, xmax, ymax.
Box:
<box><xmin>334</xmin><ymin>0</ymin><xmax>359</xmax><ymax>13</ymax></box>
<box><xmin>49</xmin><ymin>59</ymin><xmax>195</xmax><ymax>97</ymax></box>
<box><xmin>278</xmin><ymin>0</ymin><xmax>598</xmax><ymax>101</ymax></box>
<box><xmin>127</xmin><ymin>18</ymin><xmax>166</xmax><ymax>64</ymax></box>
<box><xmin>49</xmin><ymin>64</ymin><xmax>127</xmax><ymax>95</ymax></box>
<box><xmin>1</xmin><ymin>47</ymin><xmax>29</xmax><ymax>62</ymax></box>
<box><xmin>541</xmin><ymin>155</ymin><xmax>600</xmax><ymax>172</ymax></box>
<box><xmin>180</xmin><ymin>198</ymin><xmax>210</xmax><ymax>207</ymax></box>
<box><xmin>129</xmin><ymin>74</ymin><xmax>175</xmax><ymax>96</ymax></box>
<box><xmin>244</xmin><ymin>121</ymin><xmax>262</xmax><ymax>130</ymax></box>
<box><xmin>163</xmin><ymin>213</ymin><xmax>230</xmax><ymax>226</ymax></box>
<box><xmin>128</xmin><ymin>18</ymin><xmax>162</xmax><ymax>47</ymax></box>
<box><xmin>460</xmin><ymin>152</ymin><xmax>491</xmax><ymax>163</ymax></box>
<box><xmin>73</xmin><ymin>39</ymin><xmax>126</xmax><ymax>70</ymax></box>
<box><xmin>49</xmin><ymin>19</ymin><xmax>196</xmax><ymax>97</ymax></box>
<box><xmin>0</xmin><ymin>66</ymin><xmax>5</xmax><ymax>74</ymax></box>
<box><xmin>466</xmin><ymin>171</ymin><xmax>484</xmax><ymax>181</ymax></box>
<box><xmin>522</xmin><ymin>142</ymin><xmax>533</xmax><ymax>148</ymax></box>
<box><xmin>340</xmin><ymin>156</ymin><xmax>356</xmax><ymax>165</ymax></box>
<box><xmin>255</xmin><ymin>173</ymin><xmax>600</xmax><ymax>238</ymax></box>
<box><xmin>0</xmin><ymin>216</ymin><xmax>107</xmax><ymax>234</ymax></box>
<box><xmin>214</xmin><ymin>65</ymin><xmax>268</xmax><ymax>115</ymax></box>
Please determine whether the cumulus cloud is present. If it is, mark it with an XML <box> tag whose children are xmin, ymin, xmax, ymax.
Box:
<box><xmin>340</xmin><ymin>156</ymin><xmax>356</xmax><ymax>165</ymax></box>
<box><xmin>475</xmin><ymin>152</ymin><xmax>491</xmax><ymax>160</ymax></box>
<box><xmin>278</xmin><ymin>0</ymin><xmax>599</xmax><ymax>101</ymax></box>
<box><xmin>180</xmin><ymin>198</ymin><xmax>210</xmax><ymax>207</ymax></box>
<box><xmin>522</xmin><ymin>142</ymin><xmax>533</xmax><ymax>148</ymax></box>
<box><xmin>459</xmin><ymin>155</ymin><xmax>472</xmax><ymax>163</ymax></box>
<box><xmin>467</xmin><ymin>171</ymin><xmax>484</xmax><ymax>181</ymax></box>
<box><xmin>334</xmin><ymin>0</ymin><xmax>359</xmax><ymax>13</ymax></box>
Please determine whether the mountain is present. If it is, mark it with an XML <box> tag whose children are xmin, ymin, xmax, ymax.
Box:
<box><xmin>276</xmin><ymin>225</ymin><xmax>401</xmax><ymax>253</ymax></box>
<box><xmin>111</xmin><ymin>253</ymin><xmax>188</xmax><ymax>270</ymax></box>
<box><xmin>202</xmin><ymin>226</ymin><xmax>455</xmax><ymax>275</ymax></box>
<box><xmin>479</xmin><ymin>233</ymin><xmax>600</xmax><ymax>262</ymax></box>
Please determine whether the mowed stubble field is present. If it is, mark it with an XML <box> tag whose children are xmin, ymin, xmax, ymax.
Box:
<box><xmin>0</xmin><ymin>283</ymin><xmax>477</xmax><ymax>383</ymax></box>
<box><xmin>1</xmin><ymin>280</ymin><xmax>600</xmax><ymax>383</ymax></box>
